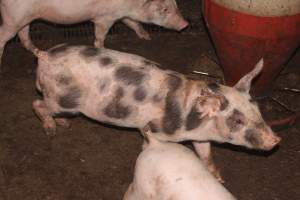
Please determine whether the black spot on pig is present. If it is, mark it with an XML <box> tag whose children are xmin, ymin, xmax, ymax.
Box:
<box><xmin>245</xmin><ymin>129</ymin><xmax>262</xmax><ymax>147</ymax></box>
<box><xmin>148</xmin><ymin>121</ymin><xmax>160</xmax><ymax>133</ymax></box>
<box><xmin>104</xmin><ymin>103</ymin><xmax>130</xmax><ymax>119</ymax></box>
<box><xmin>167</xmin><ymin>73</ymin><xmax>182</xmax><ymax>91</ymax></box>
<box><xmin>161</xmin><ymin>73</ymin><xmax>183</xmax><ymax>134</ymax></box>
<box><xmin>226</xmin><ymin>109</ymin><xmax>246</xmax><ymax>132</ymax></box>
<box><xmin>207</xmin><ymin>82</ymin><xmax>220</xmax><ymax>92</ymax></box>
<box><xmin>80</xmin><ymin>46</ymin><xmax>100</xmax><ymax>57</ymax></box>
<box><xmin>49</xmin><ymin>44</ymin><xmax>70</xmax><ymax>56</ymax></box>
<box><xmin>134</xmin><ymin>87</ymin><xmax>147</xmax><ymax>101</ymax></box>
<box><xmin>56</xmin><ymin>75</ymin><xmax>72</xmax><ymax>86</ymax></box>
<box><xmin>220</xmin><ymin>97</ymin><xmax>229</xmax><ymax>111</ymax></box>
<box><xmin>185</xmin><ymin>105</ymin><xmax>202</xmax><ymax>130</ymax></box>
<box><xmin>162</xmin><ymin>95</ymin><xmax>182</xmax><ymax>134</ymax></box>
<box><xmin>152</xmin><ymin>93</ymin><xmax>163</xmax><ymax>103</ymax></box>
<box><xmin>115</xmin><ymin>66</ymin><xmax>145</xmax><ymax>85</ymax></box>
<box><xmin>103</xmin><ymin>87</ymin><xmax>131</xmax><ymax>119</ymax></box>
<box><xmin>100</xmin><ymin>56</ymin><xmax>113</xmax><ymax>66</ymax></box>
<box><xmin>58</xmin><ymin>86</ymin><xmax>82</xmax><ymax>109</ymax></box>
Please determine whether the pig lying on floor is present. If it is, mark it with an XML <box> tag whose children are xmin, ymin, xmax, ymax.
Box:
<box><xmin>123</xmin><ymin>127</ymin><xmax>237</xmax><ymax>200</ymax></box>
<box><xmin>0</xmin><ymin>0</ymin><xmax>188</xmax><ymax>67</ymax></box>
<box><xmin>33</xmin><ymin>44</ymin><xmax>280</xmax><ymax>181</ymax></box>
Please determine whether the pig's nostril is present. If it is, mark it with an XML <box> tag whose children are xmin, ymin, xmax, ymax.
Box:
<box><xmin>177</xmin><ymin>19</ymin><xmax>189</xmax><ymax>30</ymax></box>
<box><xmin>262</xmin><ymin>136</ymin><xmax>281</xmax><ymax>150</ymax></box>
<box><xmin>184</xmin><ymin>20</ymin><xmax>189</xmax><ymax>26</ymax></box>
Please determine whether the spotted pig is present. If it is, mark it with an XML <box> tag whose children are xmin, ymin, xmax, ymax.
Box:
<box><xmin>33</xmin><ymin>45</ymin><xmax>281</xmax><ymax>181</ymax></box>
<box><xmin>0</xmin><ymin>0</ymin><xmax>188</xmax><ymax>68</ymax></box>
<box><xmin>123</xmin><ymin>127</ymin><xmax>237</xmax><ymax>200</ymax></box>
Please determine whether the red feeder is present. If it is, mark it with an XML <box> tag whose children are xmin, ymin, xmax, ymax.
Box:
<box><xmin>203</xmin><ymin>0</ymin><xmax>300</xmax><ymax>94</ymax></box>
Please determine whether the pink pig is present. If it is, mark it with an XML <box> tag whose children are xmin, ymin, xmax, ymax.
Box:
<box><xmin>0</xmin><ymin>0</ymin><xmax>188</xmax><ymax>68</ymax></box>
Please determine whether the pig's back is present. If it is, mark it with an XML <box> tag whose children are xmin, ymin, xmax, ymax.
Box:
<box><xmin>38</xmin><ymin>45</ymin><xmax>171</xmax><ymax>128</ymax></box>
<box><xmin>39</xmin><ymin>45</ymin><xmax>168</xmax><ymax>92</ymax></box>
<box><xmin>2</xmin><ymin>0</ymin><xmax>116</xmax><ymax>24</ymax></box>
<box><xmin>42</xmin><ymin>45</ymin><xmax>170</xmax><ymax>99</ymax></box>
<box><xmin>134</xmin><ymin>142</ymin><xmax>236</xmax><ymax>200</ymax></box>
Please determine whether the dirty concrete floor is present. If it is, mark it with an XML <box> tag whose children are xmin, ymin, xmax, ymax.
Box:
<box><xmin>0</xmin><ymin>29</ymin><xmax>299</xmax><ymax>200</ymax></box>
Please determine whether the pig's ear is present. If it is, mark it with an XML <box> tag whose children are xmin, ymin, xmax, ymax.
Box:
<box><xmin>234</xmin><ymin>58</ymin><xmax>264</xmax><ymax>93</ymax></box>
<box><xmin>196</xmin><ymin>92</ymin><xmax>224</xmax><ymax>118</ymax></box>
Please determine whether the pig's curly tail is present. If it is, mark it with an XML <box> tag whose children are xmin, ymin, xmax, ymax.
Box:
<box><xmin>140</xmin><ymin>124</ymin><xmax>160</xmax><ymax>149</ymax></box>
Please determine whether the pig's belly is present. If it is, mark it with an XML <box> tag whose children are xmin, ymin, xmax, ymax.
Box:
<box><xmin>88</xmin><ymin>113</ymin><xmax>149</xmax><ymax>130</ymax></box>
<box><xmin>81</xmin><ymin>103</ymin><xmax>160</xmax><ymax>130</ymax></box>
<box><xmin>40</xmin><ymin>12</ymin><xmax>92</xmax><ymax>24</ymax></box>
<box><xmin>38</xmin><ymin>3</ymin><xmax>97</xmax><ymax>24</ymax></box>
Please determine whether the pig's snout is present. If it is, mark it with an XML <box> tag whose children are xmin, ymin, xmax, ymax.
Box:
<box><xmin>245</xmin><ymin>129</ymin><xmax>281</xmax><ymax>150</ymax></box>
<box><xmin>262</xmin><ymin>135</ymin><xmax>281</xmax><ymax>150</ymax></box>
<box><xmin>169</xmin><ymin>11</ymin><xmax>189</xmax><ymax>31</ymax></box>
<box><xmin>176</xmin><ymin>19</ymin><xmax>189</xmax><ymax>31</ymax></box>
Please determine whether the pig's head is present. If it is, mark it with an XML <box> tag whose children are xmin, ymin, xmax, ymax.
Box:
<box><xmin>195</xmin><ymin>59</ymin><xmax>280</xmax><ymax>150</ymax></box>
<box><xmin>131</xmin><ymin>0</ymin><xmax>188</xmax><ymax>31</ymax></box>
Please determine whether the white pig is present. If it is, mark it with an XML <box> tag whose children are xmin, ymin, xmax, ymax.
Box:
<box><xmin>123</xmin><ymin>127</ymin><xmax>237</xmax><ymax>200</ymax></box>
<box><xmin>0</xmin><ymin>0</ymin><xmax>188</xmax><ymax>68</ymax></box>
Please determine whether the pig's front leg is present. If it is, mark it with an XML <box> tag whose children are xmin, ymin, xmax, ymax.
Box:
<box><xmin>122</xmin><ymin>18</ymin><xmax>151</xmax><ymax>40</ymax></box>
<box><xmin>0</xmin><ymin>25</ymin><xmax>19</xmax><ymax>70</ymax></box>
<box><xmin>193</xmin><ymin>141</ymin><xmax>224</xmax><ymax>183</ymax></box>
<box><xmin>93</xmin><ymin>19</ymin><xmax>115</xmax><ymax>48</ymax></box>
<box><xmin>18</xmin><ymin>25</ymin><xmax>39</xmax><ymax>55</ymax></box>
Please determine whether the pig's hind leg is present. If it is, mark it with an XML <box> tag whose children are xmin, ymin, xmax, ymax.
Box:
<box><xmin>122</xmin><ymin>19</ymin><xmax>151</xmax><ymax>40</ymax></box>
<box><xmin>93</xmin><ymin>19</ymin><xmax>114</xmax><ymax>48</ymax></box>
<box><xmin>52</xmin><ymin>111</ymin><xmax>75</xmax><ymax>129</ymax></box>
<box><xmin>193</xmin><ymin>141</ymin><xmax>224</xmax><ymax>183</ymax></box>
<box><xmin>33</xmin><ymin>99</ymin><xmax>58</xmax><ymax>136</ymax></box>
<box><xmin>18</xmin><ymin>25</ymin><xmax>39</xmax><ymax>55</ymax></box>
<box><xmin>54</xmin><ymin>117</ymin><xmax>71</xmax><ymax>128</ymax></box>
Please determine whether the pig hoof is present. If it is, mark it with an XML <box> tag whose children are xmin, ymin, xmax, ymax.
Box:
<box><xmin>55</xmin><ymin>118</ymin><xmax>71</xmax><ymax>128</ymax></box>
<box><xmin>44</xmin><ymin>126</ymin><xmax>57</xmax><ymax>136</ymax></box>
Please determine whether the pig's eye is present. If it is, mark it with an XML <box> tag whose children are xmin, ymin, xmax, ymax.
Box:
<box><xmin>162</xmin><ymin>8</ymin><xmax>168</xmax><ymax>13</ymax></box>
<box><xmin>226</xmin><ymin>109</ymin><xmax>246</xmax><ymax>132</ymax></box>
<box><xmin>234</xmin><ymin>118</ymin><xmax>244</xmax><ymax>125</ymax></box>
